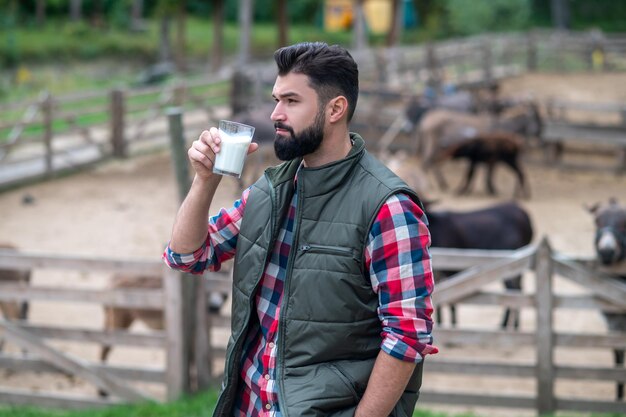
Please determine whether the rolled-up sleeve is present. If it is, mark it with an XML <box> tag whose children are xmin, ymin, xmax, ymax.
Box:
<box><xmin>365</xmin><ymin>193</ymin><xmax>438</xmax><ymax>362</ymax></box>
<box><xmin>163</xmin><ymin>187</ymin><xmax>250</xmax><ymax>274</ymax></box>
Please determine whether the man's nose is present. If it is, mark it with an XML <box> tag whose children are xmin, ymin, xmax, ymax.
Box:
<box><xmin>271</xmin><ymin>103</ymin><xmax>285</xmax><ymax>122</ymax></box>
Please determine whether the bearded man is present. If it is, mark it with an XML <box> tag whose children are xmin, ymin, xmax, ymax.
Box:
<box><xmin>164</xmin><ymin>42</ymin><xmax>438</xmax><ymax>417</ymax></box>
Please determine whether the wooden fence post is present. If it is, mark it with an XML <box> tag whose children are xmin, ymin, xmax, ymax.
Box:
<box><xmin>41</xmin><ymin>91</ymin><xmax>53</xmax><ymax>176</ymax></box>
<box><xmin>163</xmin><ymin>267</ymin><xmax>188</xmax><ymax>400</ymax></box>
<box><xmin>482</xmin><ymin>39</ymin><xmax>493</xmax><ymax>82</ymax></box>
<box><xmin>166</xmin><ymin>107</ymin><xmax>190</xmax><ymax>202</ymax></box>
<box><xmin>526</xmin><ymin>31</ymin><xmax>538</xmax><ymax>71</ymax></box>
<box><xmin>166</xmin><ymin>107</ymin><xmax>209</xmax><ymax>392</ymax></box>
<box><xmin>535</xmin><ymin>237</ymin><xmax>555</xmax><ymax>415</ymax></box>
<box><xmin>110</xmin><ymin>89</ymin><xmax>126</xmax><ymax>158</ymax></box>
<box><xmin>425</xmin><ymin>43</ymin><xmax>441</xmax><ymax>94</ymax></box>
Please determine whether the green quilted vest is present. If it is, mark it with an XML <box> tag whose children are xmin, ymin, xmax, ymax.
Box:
<box><xmin>213</xmin><ymin>134</ymin><xmax>425</xmax><ymax>417</ymax></box>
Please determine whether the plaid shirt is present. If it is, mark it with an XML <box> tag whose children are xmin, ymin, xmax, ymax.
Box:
<box><xmin>164</xmin><ymin>185</ymin><xmax>437</xmax><ymax>417</ymax></box>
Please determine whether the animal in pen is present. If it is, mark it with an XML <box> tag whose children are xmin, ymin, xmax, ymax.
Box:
<box><xmin>0</xmin><ymin>243</ymin><xmax>31</xmax><ymax>353</ymax></box>
<box><xmin>417</xmin><ymin>101</ymin><xmax>542</xmax><ymax>190</ymax></box>
<box><xmin>430</xmin><ymin>130</ymin><xmax>530</xmax><ymax>198</ymax></box>
<box><xmin>426</xmin><ymin>202</ymin><xmax>533</xmax><ymax>329</ymax></box>
<box><xmin>99</xmin><ymin>274</ymin><xmax>228</xmax><ymax>364</ymax></box>
<box><xmin>586</xmin><ymin>197</ymin><xmax>626</xmax><ymax>401</ymax></box>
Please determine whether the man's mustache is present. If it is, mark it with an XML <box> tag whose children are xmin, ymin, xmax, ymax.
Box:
<box><xmin>274</xmin><ymin>122</ymin><xmax>295</xmax><ymax>136</ymax></box>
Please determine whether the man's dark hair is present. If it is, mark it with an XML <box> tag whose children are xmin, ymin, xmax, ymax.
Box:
<box><xmin>274</xmin><ymin>42</ymin><xmax>359</xmax><ymax>122</ymax></box>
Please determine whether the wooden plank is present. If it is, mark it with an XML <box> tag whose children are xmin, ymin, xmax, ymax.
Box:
<box><xmin>419</xmin><ymin>391</ymin><xmax>535</xmax><ymax>409</ymax></box>
<box><xmin>556</xmin><ymin>398</ymin><xmax>626</xmax><ymax>414</ymax></box>
<box><xmin>434</xmin><ymin>328</ymin><xmax>535</xmax><ymax>347</ymax></box>
<box><xmin>0</xmin><ymin>284</ymin><xmax>164</xmax><ymax>309</ymax></box>
<box><xmin>0</xmin><ymin>321</ymin><xmax>156</xmax><ymax>402</ymax></box>
<box><xmin>424</xmin><ymin>359</ymin><xmax>535</xmax><ymax>378</ymax></box>
<box><xmin>8</xmin><ymin>321</ymin><xmax>165</xmax><ymax>347</ymax></box>
<box><xmin>552</xmin><ymin>254</ymin><xmax>626</xmax><ymax>309</ymax></box>
<box><xmin>461</xmin><ymin>291</ymin><xmax>533</xmax><ymax>308</ymax></box>
<box><xmin>164</xmin><ymin>267</ymin><xmax>186</xmax><ymax>400</ymax></box>
<box><xmin>430</xmin><ymin>247</ymin><xmax>522</xmax><ymax>270</ymax></box>
<box><xmin>433</xmin><ymin>245</ymin><xmax>535</xmax><ymax>305</ymax></box>
<box><xmin>555</xmin><ymin>331</ymin><xmax>626</xmax><ymax>349</ymax></box>
<box><xmin>0</xmin><ymin>354</ymin><xmax>165</xmax><ymax>382</ymax></box>
<box><xmin>543</xmin><ymin>123</ymin><xmax>626</xmax><ymax>146</ymax></box>
<box><xmin>556</xmin><ymin>364</ymin><xmax>626</xmax><ymax>382</ymax></box>
<box><xmin>0</xmin><ymin>388</ymin><xmax>122</xmax><ymax>410</ymax></box>
<box><xmin>0</xmin><ymin>250</ymin><xmax>163</xmax><ymax>274</ymax></box>
<box><xmin>535</xmin><ymin>238</ymin><xmax>555</xmax><ymax>415</ymax></box>
<box><xmin>555</xmin><ymin>294</ymin><xmax>623</xmax><ymax>312</ymax></box>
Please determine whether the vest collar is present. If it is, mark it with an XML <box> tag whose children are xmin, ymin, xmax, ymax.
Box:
<box><xmin>265</xmin><ymin>133</ymin><xmax>366</xmax><ymax>197</ymax></box>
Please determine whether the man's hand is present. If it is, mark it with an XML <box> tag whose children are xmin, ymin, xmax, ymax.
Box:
<box><xmin>189</xmin><ymin>128</ymin><xmax>259</xmax><ymax>180</ymax></box>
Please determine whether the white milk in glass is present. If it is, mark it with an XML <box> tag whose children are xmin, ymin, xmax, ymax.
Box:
<box><xmin>213</xmin><ymin>131</ymin><xmax>252</xmax><ymax>177</ymax></box>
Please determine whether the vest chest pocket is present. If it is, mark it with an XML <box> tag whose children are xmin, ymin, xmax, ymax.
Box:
<box><xmin>299</xmin><ymin>244</ymin><xmax>357</xmax><ymax>259</ymax></box>
<box><xmin>298</xmin><ymin>244</ymin><xmax>363</xmax><ymax>275</ymax></box>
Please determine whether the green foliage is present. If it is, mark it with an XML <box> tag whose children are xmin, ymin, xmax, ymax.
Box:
<box><xmin>444</xmin><ymin>0</ymin><xmax>531</xmax><ymax>36</ymax></box>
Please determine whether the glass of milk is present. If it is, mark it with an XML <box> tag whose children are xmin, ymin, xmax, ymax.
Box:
<box><xmin>213</xmin><ymin>120</ymin><xmax>255</xmax><ymax>178</ymax></box>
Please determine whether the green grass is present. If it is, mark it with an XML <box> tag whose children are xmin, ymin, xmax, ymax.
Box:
<box><xmin>0</xmin><ymin>389</ymin><xmax>621</xmax><ymax>417</ymax></box>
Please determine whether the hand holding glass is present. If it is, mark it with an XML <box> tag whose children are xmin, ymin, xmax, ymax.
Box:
<box><xmin>213</xmin><ymin>120</ymin><xmax>255</xmax><ymax>178</ymax></box>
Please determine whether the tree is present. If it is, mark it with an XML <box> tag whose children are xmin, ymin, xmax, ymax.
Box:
<box><xmin>69</xmin><ymin>0</ymin><xmax>81</xmax><ymax>21</ymax></box>
<box><xmin>386</xmin><ymin>0</ymin><xmax>403</xmax><ymax>47</ymax></box>
<box><xmin>211</xmin><ymin>0</ymin><xmax>225</xmax><ymax>72</ymax></box>
<box><xmin>551</xmin><ymin>0</ymin><xmax>570</xmax><ymax>29</ymax></box>
<box><xmin>445</xmin><ymin>0</ymin><xmax>531</xmax><ymax>36</ymax></box>
<box><xmin>352</xmin><ymin>0</ymin><xmax>368</xmax><ymax>50</ymax></box>
<box><xmin>36</xmin><ymin>0</ymin><xmax>46</xmax><ymax>25</ymax></box>
<box><xmin>276</xmin><ymin>0</ymin><xmax>289</xmax><ymax>47</ymax></box>
<box><xmin>238</xmin><ymin>0</ymin><xmax>253</xmax><ymax>65</ymax></box>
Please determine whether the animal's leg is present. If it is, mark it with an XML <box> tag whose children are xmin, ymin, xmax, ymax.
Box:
<box><xmin>99</xmin><ymin>307</ymin><xmax>133</xmax><ymax>397</ymax></box>
<box><xmin>450</xmin><ymin>304</ymin><xmax>457</xmax><ymax>327</ymax></box>
<box><xmin>485</xmin><ymin>162</ymin><xmax>498</xmax><ymax>195</ymax></box>
<box><xmin>432</xmin><ymin>165</ymin><xmax>449</xmax><ymax>191</ymax></box>
<box><xmin>616</xmin><ymin>349</ymin><xmax>624</xmax><ymax>400</ymax></box>
<box><xmin>457</xmin><ymin>161</ymin><xmax>477</xmax><ymax>195</ymax></box>
<box><xmin>504</xmin><ymin>157</ymin><xmax>529</xmax><ymax>199</ymax></box>
<box><xmin>436</xmin><ymin>305</ymin><xmax>443</xmax><ymax>326</ymax></box>
<box><xmin>502</xmin><ymin>275</ymin><xmax>522</xmax><ymax>330</ymax></box>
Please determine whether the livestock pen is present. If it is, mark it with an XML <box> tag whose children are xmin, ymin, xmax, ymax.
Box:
<box><xmin>1</xmin><ymin>239</ymin><xmax>624</xmax><ymax>414</ymax></box>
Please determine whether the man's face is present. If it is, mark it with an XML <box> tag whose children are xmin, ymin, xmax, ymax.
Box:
<box><xmin>271</xmin><ymin>72</ymin><xmax>326</xmax><ymax>161</ymax></box>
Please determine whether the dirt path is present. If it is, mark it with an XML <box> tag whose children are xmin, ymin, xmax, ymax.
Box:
<box><xmin>1</xmin><ymin>73</ymin><xmax>625</xmax><ymax>414</ymax></box>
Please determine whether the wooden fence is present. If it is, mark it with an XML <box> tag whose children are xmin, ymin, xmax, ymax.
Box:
<box><xmin>0</xmin><ymin>249</ymin><xmax>229</xmax><ymax>409</ymax></box>
<box><xmin>0</xmin><ymin>238</ymin><xmax>625</xmax><ymax>414</ymax></box>
<box><xmin>2</xmin><ymin>30</ymin><xmax>626</xmax><ymax>190</ymax></box>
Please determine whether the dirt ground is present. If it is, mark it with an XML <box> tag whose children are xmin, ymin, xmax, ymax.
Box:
<box><xmin>1</xmin><ymin>72</ymin><xmax>625</xmax><ymax>415</ymax></box>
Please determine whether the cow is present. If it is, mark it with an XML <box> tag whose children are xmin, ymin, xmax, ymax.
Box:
<box><xmin>586</xmin><ymin>197</ymin><xmax>626</xmax><ymax>400</ymax></box>
<box><xmin>426</xmin><ymin>202</ymin><xmax>534</xmax><ymax>329</ymax></box>
<box><xmin>430</xmin><ymin>130</ymin><xmax>530</xmax><ymax>198</ymax></box>
<box><xmin>0</xmin><ymin>244</ymin><xmax>31</xmax><ymax>353</ymax></box>
<box><xmin>417</xmin><ymin>101</ymin><xmax>542</xmax><ymax>190</ymax></box>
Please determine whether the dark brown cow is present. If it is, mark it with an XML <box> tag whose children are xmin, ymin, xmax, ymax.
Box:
<box><xmin>432</xmin><ymin>130</ymin><xmax>529</xmax><ymax>198</ymax></box>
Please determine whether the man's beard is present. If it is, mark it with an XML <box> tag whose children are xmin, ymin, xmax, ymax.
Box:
<box><xmin>273</xmin><ymin>111</ymin><xmax>325</xmax><ymax>161</ymax></box>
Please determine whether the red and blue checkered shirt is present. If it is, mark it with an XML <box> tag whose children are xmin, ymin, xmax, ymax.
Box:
<box><xmin>164</xmin><ymin>185</ymin><xmax>437</xmax><ymax>417</ymax></box>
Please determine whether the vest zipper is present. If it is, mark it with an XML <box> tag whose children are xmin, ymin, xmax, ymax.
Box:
<box><xmin>277</xmin><ymin>176</ymin><xmax>304</xmax><ymax>417</ymax></box>
<box><xmin>299</xmin><ymin>243</ymin><xmax>355</xmax><ymax>258</ymax></box>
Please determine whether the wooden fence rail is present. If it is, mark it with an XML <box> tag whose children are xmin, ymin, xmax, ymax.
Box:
<box><xmin>0</xmin><ymin>239</ymin><xmax>625</xmax><ymax>413</ymax></box>
<box><xmin>2</xmin><ymin>30</ymin><xmax>626</xmax><ymax>189</ymax></box>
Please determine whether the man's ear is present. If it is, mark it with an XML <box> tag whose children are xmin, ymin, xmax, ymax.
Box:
<box><xmin>327</xmin><ymin>96</ymin><xmax>348</xmax><ymax>123</ymax></box>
